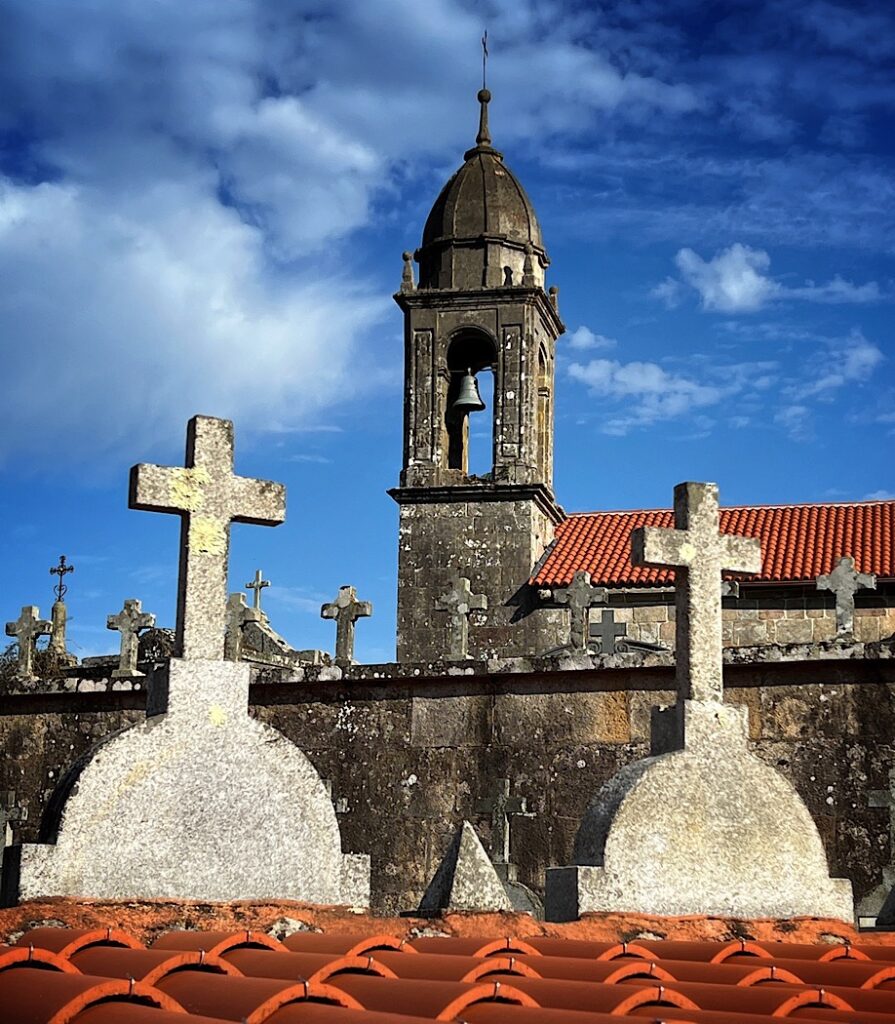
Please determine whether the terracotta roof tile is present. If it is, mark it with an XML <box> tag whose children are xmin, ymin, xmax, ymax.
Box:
<box><xmin>9</xmin><ymin>926</ymin><xmax>895</xmax><ymax>1024</ymax></box>
<box><xmin>532</xmin><ymin>499</ymin><xmax>895</xmax><ymax>586</ymax></box>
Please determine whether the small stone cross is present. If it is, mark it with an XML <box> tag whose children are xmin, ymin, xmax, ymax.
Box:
<box><xmin>1</xmin><ymin>791</ymin><xmax>27</xmax><ymax>848</ymax></box>
<box><xmin>869</xmin><ymin>768</ymin><xmax>895</xmax><ymax>873</ymax></box>
<box><xmin>554</xmin><ymin>571</ymin><xmax>608</xmax><ymax>652</ymax></box>
<box><xmin>129</xmin><ymin>416</ymin><xmax>285</xmax><ymax>661</ymax></box>
<box><xmin>632</xmin><ymin>482</ymin><xmax>761</xmax><ymax>703</ymax></box>
<box><xmin>321</xmin><ymin>585</ymin><xmax>372</xmax><ymax>664</ymax></box>
<box><xmin>5</xmin><ymin>606</ymin><xmax>52</xmax><ymax>682</ymax></box>
<box><xmin>817</xmin><ymin>556</ymin><xmax>877</xmax><ymax>636</ymax></box>
<box><xmin>224</xmin><ymin>592</ymin><xmax>262</xmax><ymax>661</ymax></box>
<box><xmin>436</xmin><ymin>576</ymin><xmax>487</xmax><ymax>660</ymax></box>
<box><xmin>107</xmin><ymin>599</ymin><xmax>156</xmax><ymax>678</ymax></box>
<box><xmin>245</xmin><ymin>569</ymin><xmax>270</xmax><ymax>611</ymax></box>
<box><xmin>589</xmin><ymin>608</ymin><xmax>627</xmax><ymax>655</ymax></box>
<box><xmin>475</xmin><ymin>778</ymin><xmax>533</xmax><ymax>864</ymax></box>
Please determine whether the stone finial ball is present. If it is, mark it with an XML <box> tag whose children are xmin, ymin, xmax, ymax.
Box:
<box><xmin>402</xmin><ymin>251</ymin><xmax>413</xmax><ymax>261</ymax></box>
<box><xmin>478</xmin><ymin>88</ymin><xmax>491</xmax><ymax>103</ymax></box>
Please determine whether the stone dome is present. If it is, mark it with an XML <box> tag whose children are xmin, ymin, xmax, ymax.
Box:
<box><xmin>416</xmin><ymin>90</ymin><xmax>549</xmax><ymax>291</ymax></box>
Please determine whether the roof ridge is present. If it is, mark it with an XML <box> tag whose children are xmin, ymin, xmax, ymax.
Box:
<box><xmin>569</xmin><ymin>498</ymin><xmax>895</xmax><ymax>517</ymax></box>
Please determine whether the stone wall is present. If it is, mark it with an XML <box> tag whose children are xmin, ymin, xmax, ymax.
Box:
<box><xmin>2</xmin><ymin>644</ymin><xmax>894</xmax><ymax>917</ymax></box>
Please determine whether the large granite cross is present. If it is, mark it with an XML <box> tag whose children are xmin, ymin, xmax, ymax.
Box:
<box><xmin>436</xmin><ymin>576</ymin><xmax>487</xmax><ymax>660</ymax></box>
<box><xmin>817</xmin><ymin>555</ymin><xmax>877</xmax><ymax>636</ymax></box>
<box><xmin>5</xmin><ymin>606</ymin><xmax>51</xmax><ymax>682</ymax></box>
<box><xmin>321</xmin><ymin>585</ymin><xmax>372</xmax><ymax>665</ymax></box>
<box><xmin>475</xmin><ymin>778</ymin><xmax>533</xmax><ymax>864</ymax></box>
<box><xmin>107</xmin><ymin>598</ymin><xmax>156</xmax><ymax>678</ymax></box>
<box><xmin>589</xmin><ymin>608</ymin><xmax>627</xmax><ymax>655</ymax></box>
<box><xmin>632</xmin><ymin>482</ymin><xmax>761</xmax><ymax>703</ymax></box>
<box><xmin>554</xmin><ymin>571</ymin><xmax>608</xmax><ymax>652</ymax></box>
<box><xmin>129</xmin><ymin>416</ymin><xmax>286</xmax><ymax>661</ymax></box>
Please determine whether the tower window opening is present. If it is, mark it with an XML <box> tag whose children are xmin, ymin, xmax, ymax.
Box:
<box><xmin>467</xmin><ymin>369</ymin><xmax>494</xmax><ymax>478</ymax></box>
<box><xmin>445</xmin><ymin>330</ymin><xmax>497</xmax><ymax>478</ymax></box>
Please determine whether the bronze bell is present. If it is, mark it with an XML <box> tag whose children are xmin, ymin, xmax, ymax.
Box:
<box><xmin>452</xmin><ymin>369</ymin><xmax>486</xmax><ymax>415</ymax></box>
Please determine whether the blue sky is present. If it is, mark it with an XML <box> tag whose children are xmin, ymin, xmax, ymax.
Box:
<box><xmin>0</xmin><ymin>0</ymin><xmax>892</xmax><ymax>663</ymax></box>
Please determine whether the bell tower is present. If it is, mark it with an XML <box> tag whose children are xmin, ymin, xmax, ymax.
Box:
<box><xmin>390</xmin><ymin>89</ymin><xmax>565</xmax><ymax>662</ymax></box>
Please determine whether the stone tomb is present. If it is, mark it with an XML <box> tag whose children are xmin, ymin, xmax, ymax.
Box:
<box><xmin>8</xmin><ymin>415</ymin><xmax>369</xmax><ymax>907</ymax></box>
<box><xmin>545</xmin><ymin>481</ymin><xmax>853</xmax><ymax>922</ymax></box>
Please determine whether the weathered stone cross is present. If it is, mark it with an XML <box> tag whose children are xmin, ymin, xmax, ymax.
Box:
<box><xmin>5</xmin><ymin>606</ymin><xmax>51</xmax><ymax>682</ymax></box>
<box><xmin>1</xmin><ymin>791</ymin><xmax>27</xmax><ymax>848</ymax></box>
<box><xmin>589</xmin><ymin>608</ymin><xmax>627</xmax><ymax>655</ymax></box>
<box><xmin>475</xmin><ymin>777</ymin><xmax>533</xmax><ymax>864</ymax></box>
<box><xmin>817</xmin><ymin>555</ymin><xmax>877</xmax><ymax>636</ymax></box>
<box><xmin>554</xmin><ymin>571</ymin><xmax>608</xmax><ymax>652</ymax></box>
<box><xmin>245</xmin><ymin>569</ymin><xmax>270</xmax><ymax>611</ymax></box>
<box><xmin>436</xmin><ymin>576</ymin><xmax>487</xmax><ymax>660</ymax></box>
<box><xmin>107</xmin><ymin>598</ymin><xmax>156</xmax><ymax>678</ymax></box>
<box><xmin>224</xmin><ymin>592</ymin><xmax>261</xmax><ymax>661</ymax></box>
<box><xmin>129</xmin><ymin>416</ymin><xmax>286</xmax><ymax>661</ymax></box>
<box><xmin>321</xmin><ymin>585</ymin><xmax>372</xmax><ymax>664</ymax></box>
<box><xmin>632</xmin><ymin>482</ymin><xmax>761</xmax><ymax>703</ymax></box>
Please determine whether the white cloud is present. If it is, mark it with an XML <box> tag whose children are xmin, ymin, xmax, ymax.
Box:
<box><xmin>864</xmin><ymin>490</ymin><xmax>895</xmax><ymax>501</ymax></box>
<box><xmin>774</xmin><ymin>404</ymin><xmax>812</xmax><ymax>440</ymax></box>
<box><xmin>659</xmin><ymin>244</ymin><xmax>884</xmax><ymax>313</ymax></box>
<box><xmin>567</xmin><ymin>326</ymin><xmax>617</xmax><ymax>350</ymax></box>
<box><xmin>790</xmin><ymin>329</ymin><xmax>884</xmax><ymax>399</ymax></box>
<box><xmin>674</xmin><ymin>244</ymin><xmax>780</xmax><ymax>312</ymax></box>
<box><xmin>568</xmin><ymin>358</ymin><xmax>725</xmax><ymax>434</ymax></box>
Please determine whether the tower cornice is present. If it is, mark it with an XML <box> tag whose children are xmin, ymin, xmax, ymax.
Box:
<box><xmin>394</xmin><ymin>286</ymin><xmax>565</xmax><ymax>336</ymax></box>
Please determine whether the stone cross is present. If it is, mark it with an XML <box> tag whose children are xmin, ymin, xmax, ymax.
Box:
<box><xmin>475</xmin><ymin>778</ymin><xmax>533</xmax><ymax>864</ymax></box>
<box><xmin>321</xmin><ymin>585</ymin><xmax>372</xmax><ymax>665</ymax></box>
<box><xmin>554</xmin><ymin>571</ymin><xmax>608</xmax><ymax>652</ymax></box>
<box><xmin>5</xmin><ymin>606</ymin><xmax>51</xmax><ymax>682</ymax></box>
<box><xmin>632</xmin><ymin>482</ymin><xmax>761</xmax><ymax>703</ymax></box>
<box><xmin>107</xmin><ymin>599</ymin><xmax>156</xmax><ymax>678</ymax></box>
<box><xmin>129</xmin><ymin>416</ymin><xmax>286</xmax><ymax>661</ymax></box>
<box><xmin>589</xmin><ymin>608</ymin><xmax>627</xmax><ymax>655</ymax></box>
<box><xmin>1</xmin><ymin>791</ymin><xmax>27</xmax><ymax>848</ymax></box>
<box><xmin>436</xmin><ymin>576</ymin><xmax>487</xmax><ymax>660</ymax></box>
<box><xmin>245</xmin><ymin>569</ymin><xmax>270</xmax><ymax>611</ymax></box>
<box><xmin>224</xmin><ymin>592</ymin><xmax>262</xmax><ymax>662</ymax></box>
<box><xmin>817</xmin><ymin>555</ymin><xmax>877</xmax><ymax>636</ymax></box>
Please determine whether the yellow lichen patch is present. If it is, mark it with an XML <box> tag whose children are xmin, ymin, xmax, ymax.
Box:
<box><xmin>209</xmin><ymin>705</ymin><xmax>228</xmax><ymax>727</ymax></box>
<box><xmin>190</xmin><ymin>516</ymin><xmax>226</xmax><ymax>555</ymax></box>
<box><xmin>168</xmin><ymin>466</ymin><xmax>211</xmax><ymax>513</ymax></box>
<box><xmin>679</xmin><ymin>541</ymin><xmax>697</xmax><ymax>563</ymax></box>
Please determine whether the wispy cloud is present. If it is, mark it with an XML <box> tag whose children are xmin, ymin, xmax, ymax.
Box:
<box><xmin>787</xmin><ymin>329</ymin><xmax>884</xmax><ymax>399</ymax></box>
<box><xmin>566</xmin><ymin>326</ymin><xmax>617</xmax><ymax>351</ymax></box>
<box><xmin>657</xmin><ymin>244</ymin><xmax>883</xmax><ymax>313</ymax></box>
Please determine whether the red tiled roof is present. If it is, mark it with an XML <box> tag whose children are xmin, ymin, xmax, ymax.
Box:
<box><xmin>533</xmin><ymin>499</ymin><xmax>895</xmax><ymax>587</ymax></box>
<box><xmin>7</xmin><ymin>926</ymin><xmax>895</xmax><ymax>1023</ymax></box>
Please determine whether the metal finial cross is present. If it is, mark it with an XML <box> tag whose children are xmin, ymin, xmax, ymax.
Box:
<box><xmin>481</xmin><ymin>30</ymin><xmax>488</xmax><ymax>90</ymax></box>
<box><xmin>129</xmin><ymin>416</ymin><xmax>286</xmax><ymax>661</ymax></box>
<box><xmin>50</xmin><ymin>555</ymin><xmax>75</xmax><ymax>602</ymax></box>
<box><xmin>321</xmin><ymin>585</ymin><xmax>372</xmax><ymax>665</ymax></box>
<box><xmin>589</xmin><ymin>608</ymin><xmax>628</xmax><ymax>655</ymax></box>
<box><xmin>632</xmin><ymin>482</ymin><xmax>761</xmax><ymax>704</ymax></box>
<box><xmin>554</xmin><ymin>571</ymin><xmax>608</xmax><ymax>652</ymax></box>
<box><xmin>475</xmin><ymin>778</ymin><xmax>532</xmax><ymax>864</ymax></box>
<box><xmin>245</xmin><ymin>569</ymin><xmax>270</xmax><ymax>611</ymax></box>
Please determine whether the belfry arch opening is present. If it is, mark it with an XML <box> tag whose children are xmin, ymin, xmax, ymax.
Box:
<box><xmin>445</xmin><ymin>329</ymin><xmax>497</xmax><ymax>477</ymax></box>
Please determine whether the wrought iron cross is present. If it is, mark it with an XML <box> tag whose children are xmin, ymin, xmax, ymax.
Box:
<box><xmin>589</xmin><ymin>608</ymin><xmax>628</xmax><ymax>655</ymax></box>
<box><xmin>50</xmin><ymin>555</ymin><xmax>75</xmax><ymax>602</ymax></box>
